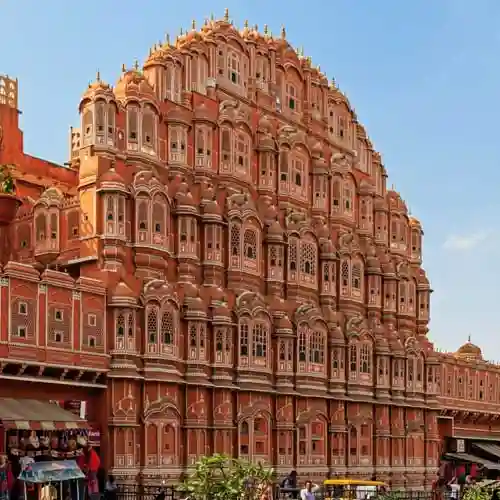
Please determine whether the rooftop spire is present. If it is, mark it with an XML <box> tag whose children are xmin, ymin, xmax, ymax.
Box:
<box><xmin>281</xmin><ymin>25</ymin><xmax>286</xmax><ymax>39</ymax></box>
<box><xmin>134</xmin><ymin>59</ymin><xmax>139</xmax><ymax>71</ymax></box>
<box><xmin>191</xmin><ymin>19</ymin><xmax>196</xmax><ymax>30</ymax></box>
<box><xmin>96</xmin><ymin>70</ymin><xmax>101</xmax><ymax>82</ymax></box>
<box><xmin>224</xmin><ymin>8</ymin><xmax>229</xmax><ymax>22</ymax></box>
<box><xmin>264</xmin><ymin>24</ymin><xmax>269</xmax><ymax>36</ymax></box>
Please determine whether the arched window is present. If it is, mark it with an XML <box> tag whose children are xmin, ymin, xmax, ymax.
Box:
<box><xmin>145</xmin><ymin>302</ymin><xmax>178</xmax><ymax>357</ymax></box>
<box><xmin>229</xmin><ymin>221</ymin><xmax>241</xmax><ymax>269</ymax></box>
<box><xmin>234</xmin><ymin>130</ymin><xmax>251</xmax><ymax>174</ymax></box>
<box><xmin>291</xmin><ymin>150</ymin><xmax>307</xmax><ymax>199</ymax></box>
<box><xmin>168</xmin><ymin>126</ymin><xmax>186</xmax><ymax>163</ymax></box>
<box><xmin>136</xmin><ymin>197</ymin><xmax>150</xmax><ymax>243</ymax></box>
<box><xmin>142</xmin><ymin>105</ymin><xmax>156</xmax><ymax>155</ymax></box>
<box><xmin>107</xmin><ymin>102</ymin><xmax>116</xmax><ymax>146</ymax></box>
<box><xmin>349</xmin><ymin>339</ymin><xmax>373</xmax><ymax>382</ymax></box>
<box><xmin>82</xmin><ymin>107</ymin><xmax>93</xmax><ymax>145</ymax></box>
<box><xmin>165</xmin><ymin>63</ymin><xmax>181</xmax><ymax>103</ymax></box>
<box><xmin>279</xmin><ymin>149</ymin><xmax>290</xmax><ymax>194</ymax></box>
<box><xmin>243</xmin><ymin>228</ymin><xmax>258</xmax><ymax>272</ymax></box>
<box><xmin>331</xmin><ymin>177</ymin><xmax>342</xmax><ymax>215</ymax></box>
<box><xmin>195</xmin><ymin>125</ymin><xmax>212</xmax><ymax>169</ymax></box>
<box><xmin>227</xmin><ymin>50</ymin><xmax>241</xmax><ymax>85</ymax></box>
<box><xmin>297</xmin><ymin>324</ymin><xmax>326</xmax><ymax>374</ymax></box>
<box><xmin>238</xmin><ymin>318</ymin><xmax>270</xmax><ymax>369</ymax></box>
<box><xmin>220</xmin><ymin>127</ymin><xmax>232</xmax><ymax>173</ymax></box>
<box><xmin>152</xmin><ymin>193</ymin><xmax>168</xmax><ymax>246</ymax></box>
<box><xmin>127</xmin><ymin>105</ymin><xmax>139</xmax><ymax>149</ymax></box>
<box><xmin>343</xmin><ymin>177</ymin><xmax>354</xmax><ymax>216</ymax></box>
<box><xmin>95</xmin><ymin>101</ymin><xmax>106</xmax><ymax>139</ymax></box>
<box><xmin>340</xmin><ymin>257</ymin><xmax>364</xmax><ymax>300</ymax></box>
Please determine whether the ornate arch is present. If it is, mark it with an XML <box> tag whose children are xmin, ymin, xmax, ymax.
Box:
<box><xmin>142</xmin><ymin>396</ymin><xmax>181</xmax><ymax>423</ymax></box>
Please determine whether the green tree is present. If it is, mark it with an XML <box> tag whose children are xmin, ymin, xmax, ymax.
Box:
<box><xmin>0</xmin><ymin>165</ymin><xmax>16</xmax><ymax>195</ymax></box>
<box><xmin>178</xmin><ymin>454</ymin><xmax>275</xmax><ymax>500</ymax></box>
<box><xmin>462</xmin><ymin>481</ymin><xmax>500</xmax><ymax>500</ymax></box>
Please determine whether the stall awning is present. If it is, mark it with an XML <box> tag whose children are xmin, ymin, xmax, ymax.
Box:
<box><xmin>0</xmin><ymin>398</ymin><xmax>88</xmax><ymax>430</ymax></box>
<box><xmin>444</xmin><ymin>452</ymin><xmax>500</xmax><ymax>470</ymax></box>
<box><xmin>473</xmin><ymin>442</ymin><xmax>500</xmax><ymax>460</ymax></box>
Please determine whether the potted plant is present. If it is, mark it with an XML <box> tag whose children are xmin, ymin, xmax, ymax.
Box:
<box><xmin>178</xmin><ymin>454</ymin><xmax>275</xmax><ymax>500</ymax></box>
<box><xmin>0</xmin><ymin>163</ymin><xmax>21</xmax><ymax>225</ymax></box>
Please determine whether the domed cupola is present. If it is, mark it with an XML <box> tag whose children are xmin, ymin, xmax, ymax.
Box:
<box><xmin>455</xmin><ymin>336</ymin><xmax>483</xmax><ymax>362</ymax></box>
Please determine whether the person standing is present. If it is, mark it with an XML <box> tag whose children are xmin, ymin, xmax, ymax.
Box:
<box><xmin>300</xmin><ymin>481</ymin><xmax>315</xmax><ymax>500</ymax></box>
<box><xmin>0</xmin><ymin>456</ymin><xmax>13</xmax><ymax>500</ymax></box>
<box><xmin>104</xmin><ymin>474</ymin><xmax>117</xmax><ymax>500</ymax></box>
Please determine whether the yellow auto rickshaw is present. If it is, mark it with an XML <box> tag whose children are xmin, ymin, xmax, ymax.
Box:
<box><xmin>322</xmin><ymin>479</ymin><xmax>388</xmax><ymax>500</ymax></box>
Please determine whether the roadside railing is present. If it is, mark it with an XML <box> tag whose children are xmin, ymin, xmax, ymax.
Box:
<box><xmin>115</xmin><ymin>485</ymin><xmax>446</xmax><ymax>500</ymax></box>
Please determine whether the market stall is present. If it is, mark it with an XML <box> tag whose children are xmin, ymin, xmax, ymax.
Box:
<box><xmin>18</xmin><ymin>460</ymin><xmax>85</xmax><ymax>500</ymax></box>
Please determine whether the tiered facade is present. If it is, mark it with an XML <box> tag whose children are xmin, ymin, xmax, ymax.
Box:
<box><xmin>2</xmin><ymin>11</ymin><xmax>500</xmax><ymax>490</ymax></box>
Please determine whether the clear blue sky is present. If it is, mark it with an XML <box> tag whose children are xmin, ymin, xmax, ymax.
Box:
<box><xmin>2</xmin><ymin>0</ymin><xmax>499</xmax><ymax>358</ymax></box>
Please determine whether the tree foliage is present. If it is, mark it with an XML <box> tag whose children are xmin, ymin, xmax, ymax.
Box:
<box><xmin>178</xmin><ymin>454</ymin><xmax>275</xmax><ymax>500</ymax></box>
<box><xmin>0</xmin><ymin>165</ymin><xmax>15</xmax><ymax>195</ymax></box>
<box><xmin>462</xmin><ymin>482</ymin><xmax>500</xmax><ymax>500</ymax></box>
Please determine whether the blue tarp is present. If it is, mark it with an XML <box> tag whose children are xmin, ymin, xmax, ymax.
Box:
<box><xmin>18</xmin><ymin>460</ymin><xmax>85</xmax><ymax>483</ymax></box>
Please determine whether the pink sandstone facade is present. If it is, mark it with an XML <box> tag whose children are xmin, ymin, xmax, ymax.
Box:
<box><xmin>0</xmin><ymin>10</ymin><xmax>499</xmax><ymax>489</ymax></box>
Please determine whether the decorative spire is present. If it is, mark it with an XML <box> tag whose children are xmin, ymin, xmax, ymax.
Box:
<box><xmin>166</xmin><ymin>33</ymin><xmax>171</xmax><ymax>46</ymax></box>
<box><xmin>180</xmin><ymin>27</ymin><xmax>183</xmax><ymax>35</ymax></box>
<box><xmin>330</xmin><ymin>77</ymin><xmax>336</xmax><ymax>88</ymax></box>
<box><xmin>468</xmin><ymin>335</ymin><xmax>471</xmax><ymax>342</ymax></box>
<box><xmin>254</xmin><ymin>24</ymin><xmax>258</xmax><ymax>32</ymax></box>
<box><xmin>281</xmin><ymin>25</ymin><xmax>286</xmax><ymax>39</ymax></box>
<box><xmin>244</xmin><ymin>20</ymin><xmax>249</xmax><ymax>28</ymax></box>
<box><xmin>210</xmin><ymin>13</ymin><xmax>214</xmax><ymax>21</ymax></box>
<box><xmin>96</xmin><ymin>70</ymin><xmax>101</xmax><ymax>82</ymax></box>
<box><xmin>224</xmin><ymin>8</ymin><xmax>229</xmax><ymax>22</ymax></box>
<box><xmin>191</xmin><ymin>19</ymin><xmax>196</xmax><ymax>30</ymax></box>
<box><xmin>264</xmin><ymin>24</ymin><xmax>269</xmax><ymax>36</ymax></box>
<box><xmin>134</xmin><ymin>59</ymin><xmax>139</xmax><ymax>71</ymax></box>
<box><xmin>121</xmin><ymin>63</ymin><xmax>126</xmax><ymax>73</ymax></box>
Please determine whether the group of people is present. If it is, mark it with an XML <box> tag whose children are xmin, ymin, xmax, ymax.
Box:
<box><xmin>0</xmin><ymin>445</ymin><xmax>120</xmax><ymax>500</ymax></box>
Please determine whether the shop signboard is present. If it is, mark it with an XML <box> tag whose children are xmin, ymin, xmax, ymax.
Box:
<box><xmin>88</xmin><ymin>428</ymin><xmax>101</xmax><ymax>447</ymax></box>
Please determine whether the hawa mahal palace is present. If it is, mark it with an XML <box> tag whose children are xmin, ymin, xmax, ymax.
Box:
<box><xmin>0</xmin><ymin>9</ymin><xmax>498</xmax><ymax>490</ymax></box>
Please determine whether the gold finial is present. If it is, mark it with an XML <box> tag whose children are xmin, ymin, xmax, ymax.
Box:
<box><xmin>121</xmin><ymin>63</ymin><xmax>126</xmax><ymax>73</ymax></box>
<box><xmin>180</xmin><ymin>27</ymin><xmax>183</xmax><ymax>35</ymax></box>
<box><xmin>192</xmin><ymin>19</ymin><xmax>196</xmax><ymax>30</ymax></box>
<box><xmin>96</xmin><ymin>70</ymin><xmax>101</xmax><ymax>82</ymax></box>
<box><xmin>134</xmin><ymin>59</ymin><xmax>139</xmax><ymax>71</ymax></box>
<box><xmin>330</xmin><ymin>77</ymin><xmax>336</xmax><ymax>88</ymax></box>
<box><xmin>166</xmin><ymin>33</ymin><xmax>171</xmax><ymax>45</ymax></box>
<box><xmin>254</xmin><ymin>24</ymin><xmax>258</xmax><ymax>31</ymax></box>
<box><xmin>244</xmin><ymin>20</ymin><xmax>249</xmax><ymax>28</ymax></box>
<box><xmin>468</xmin><ymin>335</ymin><xmax>471</xmax><ymax>343</ymax></box>
<box><xmin>281</xmin><ymin>25</ymin><xmax>286</xmax><ymax>39</ymax></box>
<box><xmin>204</xmin><ymin>18</ymin><xmax>208</xmax><ymax>26</ymax></box>
<box><xmin>210</xmin><ymin>13</ymin><xmax>214</xmax><ymax>21</ymax></box>
<box><xmin>317</xmin><ymin>65</ymin><xmax>321</xmax><ymax>73</ymax></box>
<box><xmin>264</xmin><ymin>24</ymin><xmax>269</xmax><ymax>36</ymax></box>
<box><xmin>224</xmin><ymin>8</ymin><xmax>229</xmax><ymax>22</ymax></box>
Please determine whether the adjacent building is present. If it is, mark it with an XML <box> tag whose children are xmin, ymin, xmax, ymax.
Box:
<box><xmin>0</xmin><ymin>11</ymin><xmax>499</xmax><ymax>489</ymax></box>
